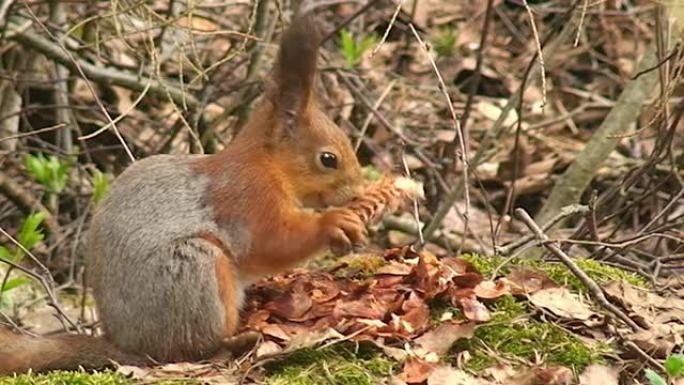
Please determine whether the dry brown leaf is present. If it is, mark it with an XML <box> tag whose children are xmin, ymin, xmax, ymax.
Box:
<box><xmin>460</xmin><ymin>296</ymin><xmax>492</xmax><ymax>322</ymax></box>
<box><xmin>529</xmin><ymin>287</ymin><xmax>594</xmax><ymax>321</ymax></box>
<box><xmin>117</xmin><ymin>362</ymin><xmax>237</xmax><ymax>384</ymax></box>
<box><xmin>505</xmin><ymin>268</ymin><xmax>558</xmax><ymax>294</ymax></box>
<box><xmin>261</xmin><ymin>323</ymin><xmax>293</xmax><ymax>341</ymax></box>
<box><xmin>264</xmin><ymin>290</ymin><xmax>313</xmax><ymax>320</ymax></box>
<box><xmin>578</xmin><ymin>365</ymin><xmax>619</xmax><ymax>385</ymax></box>
<box><xmin>255</xmin><ymin>340</ymin><xmax>282</xmax><ymax>358</ymax></box>
<box><xmin>441</xmin><ymin>256</ymin><xmax>477</xmax><ymax>275</ymax></box>
<box><xmin>452</xmin><ymin>272</ymin><xmax>484</xmax><ymax>289</ymax></box>
<box><xmin>427</xmin><ymin>365</ymin><xmax>491</xmax><ymax>385</ymax></box>
<box><xmin>603</xmin><ymin>280</ymin><xmax>684</xmax><ymax>326</ymax></box>
<box><xmin>415</xmin><ymin>321</ymin><xmax>475</xmax><ymax>355</ymax></box>
<box><xmin>628</xmin><ymin>323</ymin><xmax>684</xmax><ymax>357</ymax></box>
<box><xmin>400</xmin><ymin>292</ymin><xmax>430</xmax><ymax>331</ymax></box>
<box><xmin>333</xmin><ymin>297</ymin><xmax>387</xmax><ymax>320</ymax></box>
<box><xmin>474</xmin><ymin>280</ymin><xmax>511</xmax><ymax>299</ymax></box>
<box><xmin>377</xmin><ymin>260</ymin><xmax>415</xmax><ymax>276</ymax></box>
<box><xmin>399</xmin><ymin>357</ymin><xmax>437</xmax><ymax>384</ymax></box>
<box><xmin>503</xmin><ymin>367</ymin><xmax>573</xmax><ymax>385</ymax></box>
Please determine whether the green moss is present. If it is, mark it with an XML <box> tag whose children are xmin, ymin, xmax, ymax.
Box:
<box><xmin>459</xmin><ymin>253</ymin><xmax>501</xmax><ymax>277</ymax></box>
<box><xmin>460</xmin><ymin>254</ymin><xmax>647</xmax><ymax>291</ymax></box>
<box><xmin>573</xmin><ymin>259</ymin><xmax>646</xmax><ymax>288</ymax></box>
<box><xmin>265</xmin><ymin>344</ymin><xmax>395</xmax><ymax>385</ymax></box>
<box><xmin>0</xmin><ymin>371</ymin><xmax>197</xmax><ymax>385</ymax></box>
<box><xmin>451</xmin><ymin>295</ymin><xmax>607</xmax><ymax>373</ymax></box>
<box><xmin>0</xmin><ymin>371</ymin><xmax>131</xmax><ymax>385</ymax></box>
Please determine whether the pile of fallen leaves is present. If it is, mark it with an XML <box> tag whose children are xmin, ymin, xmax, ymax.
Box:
<box><xmin>243</xmin><ymin>247</ymin><xmax>493</xmax><ymax>344</ymax></box>
<box><xmin>237</xmin><ymin>247</ymin><xmax>609</xmax><ymax>384</ymax></box>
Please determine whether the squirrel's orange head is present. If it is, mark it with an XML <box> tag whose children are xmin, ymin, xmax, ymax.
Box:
<box><xmin>238</xmin><ymin>15</ymin><xmax>364</xmax><ymax>208</ymax></box>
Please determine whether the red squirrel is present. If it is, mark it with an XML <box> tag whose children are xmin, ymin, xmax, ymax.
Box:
<box><xmin>0</xmin><ymin>15</ymin><xmax>370</xmax><ymax>374</ymax></box>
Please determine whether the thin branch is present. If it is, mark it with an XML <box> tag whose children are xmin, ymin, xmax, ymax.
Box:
<box><xmin>496</xmin><ymin>204</ymin><xmax>589</xmax><ymax>255</ymax></box>
<box><xmin>354</xmin><ymin>79</ymin><xmax>395</xmax><ymax>152</ymax></box>
<box><xmin>371</xmin><ymin>0</ymin><xmax>403</xmax><ymax>56</ymax></box>
<box><xmin>8</xmin><ymin>27</ymin><xmax>201</xmax><ymax>108</ymax></box>
<box><xmin>0</xmin><ymin>226</ymin><xmax>78</xmax><ymax>331</ymax></box>
<box><xmin>408</xmin><ymin>23</ymin><xmax>470</xmax><ymax>251</ymax></box>
<box><xmin>321</xmin><ymin>0</ymin><xmax>383</xmax><ymax>43</ymax></box>
<box><xmin>521</xmin><ymin>0</ymin><xmax>547</xmax><ymax>109</ymax></box>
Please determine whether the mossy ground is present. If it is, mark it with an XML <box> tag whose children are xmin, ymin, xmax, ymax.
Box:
<box><xmin>0</xmin><ymin>371</ymin><xmax>134</xmax><ymax>385</ymax></box>
<box><xmin>460</xmin><ymin>253</ymin><xmax>646</xmax><ymax>290</ymax></box>
<box><xmin>451</xmin><ymin>295</ymin><xmax>609</xmax><ymax>373</ymax></box>
<box><xmin>450</xmin><ymin>254</ymin><xmax>623</xmax><ymax>373</ymax></box>
<box><xmin>264</xmin><ymin>344</ymin><xmax>395</xmax><ymax>385</ymax></box>
<box><xmin>0</xmin><ymin>372</ymin><xmax>199</xmax><ymax>385</ymax></box>
<box><xmin>0</xmin><ymin>345</ymin><xmax>393</xmax><ymax>385</ymax></box>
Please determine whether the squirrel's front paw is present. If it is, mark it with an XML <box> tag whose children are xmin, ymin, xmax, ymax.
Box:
<box><xmin>320</xmin><ymin>209</ymin><xmax>368</xmax><ymax>256</ymax></box>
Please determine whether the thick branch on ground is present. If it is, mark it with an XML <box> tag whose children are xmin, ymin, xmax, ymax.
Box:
<box><xmin>9</xmin><ymin>27</ymin><xmax>200</xmax><ymax>108</ymax></box>
<box><xmin>535</xmin><ymin>43</ymin><xmax>659</xmax><ymax>225</ymax></box>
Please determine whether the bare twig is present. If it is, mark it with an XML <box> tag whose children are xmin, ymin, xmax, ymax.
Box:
<box><xmin>400</xmin><ymin>149</ymin><xmax>424</xmax><ymax>246</ymax></box>
<box><xmin>408</xmin><ymin>23</ymin><xmax>470</xmax><ymax>248</ymax></box>
<box><xmin>0</xmin><ymin>226</ymin><xmax>78</xmax><ymax>331</ymax></box>
<box><xmin>0</xmin><ymin>123</ymin><xmax>65</xmax><ymax>143</ymax></box>
<box><xmin>421</xmin><ymin>7</ymin><xmax>579</xmax><ymax>242</ymax></box>
<box><xmin>78</xmin><ymin>81</ymin><xmax>152</xmax><ymax>140</ymax></box>
<box><xmin>496</xmin><ymin>204</ymin><xmax>589</xmax><ymax>255</ymax></box>
<box><xmin>12</xmin><ymin>6</ymin><xmax>135</xmax><ymax>161</ymax></box>
<box><xmin>321</xmin><ymin>0</ymin><xmax>383</xmax><ymax>43</ymax></box>
<box><xmin>354</xmin><ymin>79</ymin><xmax>395</xmax><ymax>152</ymax></box>
<box><xmin>521</xmin><ymin>0</ymin><xmax>546</xmax><ymax>109</ymax></box>
<box><xmin>371</xmin><ymin>0</ymin><xmax>403</xmax><ymax>56</ymax></box>
<box><xmin>8</xmin><ymin>27</ymin><xmax>201</xmax><ymax>108</ymax></box>
<box><xmin>573</xmin><ymin>0</ymin><xmax>589</xmax><ymax>47</ymax></box>
<box><xmin>336</xmin><ymin>71</ymin><xmax>416</xmax><ymax>145</ymax></box>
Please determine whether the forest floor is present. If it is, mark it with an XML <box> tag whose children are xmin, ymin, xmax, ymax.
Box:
<box><xmin>1</xmin><ymin>0</ymin><xmax>683</xmax><ymax>384</ymax></box>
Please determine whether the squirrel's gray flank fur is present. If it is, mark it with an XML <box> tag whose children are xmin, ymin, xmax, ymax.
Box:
<box><xmin>85</xmin><ymin>155</ymin><xmax>246</xmax><ymax>361</ymax></box>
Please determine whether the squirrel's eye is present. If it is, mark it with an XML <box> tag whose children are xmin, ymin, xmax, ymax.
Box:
<box><xmin>319</xmin><ymin>152</ymin><xmax>338</xmax><ymax>169</ymax></box>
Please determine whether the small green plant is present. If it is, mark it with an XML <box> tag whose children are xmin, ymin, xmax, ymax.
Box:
<box><xmin>90</xmin><ymin>169</ymin><xmax>111</xmax><ymax>205</ymax></box>
<box><xmin>645</xmin><ymin>354</ymin><xmax>684</xmax><ymax>385</ymax></box>
<box><xmin>340</xmin><ymin>29</ymin><xmax>378</xmax><ymax>68</ymax></box>
<box><xmin>25</xmin><ymin>153</ymin><xmax>71</xmax><ymax>212</ymax></box>
<box><xmin>25</xmin><ymin>153</ymin><xmax>71</xmax><ymax>194</ymax></box>
<box><xmin>432</xmin><ymin>27</ymin><xmax>457</xmax><ymax>58</ymax></box>
<box><xmin>0</xmin><ymin>212</ymin><xmax>45</xmax><ymax>299</ymax></box>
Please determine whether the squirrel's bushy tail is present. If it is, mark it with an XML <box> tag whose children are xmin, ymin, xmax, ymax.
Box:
<box><xmin>0</xmin><ymin>327</ymin><xmax>145</xmax><ymax>375</ymax></box>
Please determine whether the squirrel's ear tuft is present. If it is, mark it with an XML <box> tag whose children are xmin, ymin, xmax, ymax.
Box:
<box><xmin>270</xmin><ymin>15</ymin><xmax>320</xmax><ymax>134</ymax></box>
